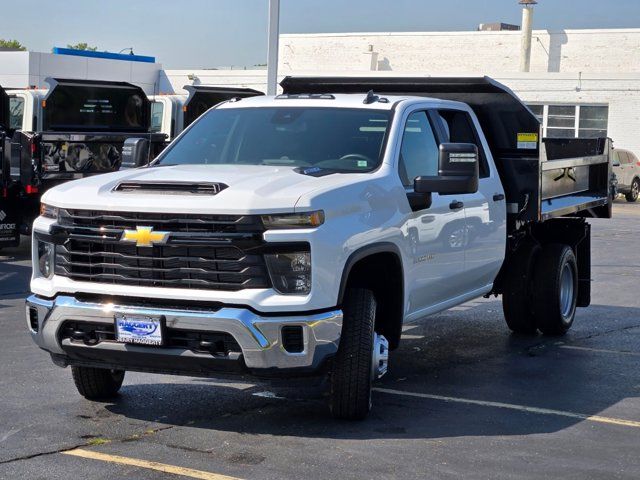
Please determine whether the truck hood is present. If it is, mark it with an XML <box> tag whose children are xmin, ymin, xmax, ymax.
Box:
<box><xmin>42</xmin><ymin>164</ymin><xmax>353</xmax><ymax>214</ymax></box>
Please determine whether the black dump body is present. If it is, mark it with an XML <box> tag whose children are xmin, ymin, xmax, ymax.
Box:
<box><xmin>14</xmin><ymin>78</ymin><xmax>166</xmax><ymax>183</ymax></box>
<box><xmin>281</xmin><ymin>76</ymin><xmax>613</xmax><ymax>223</ymax></box>
<box><xmin>182</xmin><ymin>85</ymin><xmax>263</xmax><ymax>129</ymax></box>
<box><xmin>8</xmin><ymin>78</ymin><xmax>167</xmax><ymax>235</ymax></box>
<box><xmin>43</xmin><ymin>78</ymin><xmax>150</xmax><ymax>133</ymax></box>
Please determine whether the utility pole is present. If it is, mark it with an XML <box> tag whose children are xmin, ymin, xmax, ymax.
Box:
<box><xmin>519</xmin><ymin>0</ymin><xmax>538</xmax><ymax>72</ymax></box>
<box><xmin>266</xmin><ymin>0</ymin><xmax>280</xmax><ymax>95</ymax></box>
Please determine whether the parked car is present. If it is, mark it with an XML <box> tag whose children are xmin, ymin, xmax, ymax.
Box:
<box><xmin>27</xmin><ymin>76</ymin><xmax>614</xmax><ymax>419</ymax></box>
<box><xmin>613</xmin><ymin>148</ymin><xmax>640</xmax><ymax>202</ymax></box>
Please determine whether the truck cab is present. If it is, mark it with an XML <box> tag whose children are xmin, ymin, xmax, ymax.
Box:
<box><xmin>26</xmin><ymin>77</ymin><xmax>613</xmax><ymax>420</ymax></box>
<box><xmin>149</xmin><ymin>85</ymin><xmax>263</xmax><ymax>140</ymax></box>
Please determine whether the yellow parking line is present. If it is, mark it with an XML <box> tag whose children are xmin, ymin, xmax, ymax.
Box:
<box><xmin>560</xmin><ymin>345</ymin><xmax>640</xmax><ymax>357</ymax></box>
<box><xmin>373</xmin><ymin>387</ymin><xmax>640</xmax><ymax>429</ymax></box>
<box><xmin>62</xmin><ymin>448</ymin><xmax>242</xmax><ymax>480</ymax></box>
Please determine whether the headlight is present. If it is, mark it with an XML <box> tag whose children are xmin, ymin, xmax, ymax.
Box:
<box><xmin>261</xmin><ymin>211</ymin><xmax>324</xmax><ymax>229</ymax></box>
<box><xmin>40</xmin><ymin>203</ymin><xmax>58</xmax><ymax>220</ymax></box>
<box><xmin>265</xmin><ymin>251</ymin><xmax>311</xmax><ymax>295</ymax></box>
<box><xmin>37</xmin><ymin>241</ymin><xmax>54</xmax><ymax>278</ymax></box>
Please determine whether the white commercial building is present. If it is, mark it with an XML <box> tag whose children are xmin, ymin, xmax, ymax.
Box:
<box><xmin>2</xmin><ymin>28</ymin><xmax>639</xmax><ymax>154</ymax></box>
<box><xmin>163</xmin><ymin>28</ymin><xmax>640</xmax><ymax>154</ymax></box>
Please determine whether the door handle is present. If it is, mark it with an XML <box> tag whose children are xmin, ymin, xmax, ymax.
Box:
<box><xmin>493</xmin><ymin>193</ymin><xmax>505</xmax><ymax>202</ymax></box>
<box><xmin>449</xmin><ymin>200</ymin><xmax>464</xmax><ymax>210</ymax></box>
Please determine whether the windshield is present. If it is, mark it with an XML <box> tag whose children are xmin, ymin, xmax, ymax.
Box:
<box><xmin>155</xmin><ymin>107</ymin><xmax>391</xmax><ymax>172</ymax></box>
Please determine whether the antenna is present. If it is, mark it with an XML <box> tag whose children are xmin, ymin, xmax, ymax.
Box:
<box><xmin>363</xmin><ymin>90</ymin><xmax>379</xmax><ymax>104</ymax></box>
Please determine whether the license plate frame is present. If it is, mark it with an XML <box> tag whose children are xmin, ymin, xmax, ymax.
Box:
<box><xmin>114</xmin><ymin>314</ymin><xmax>164</xmax><ymax>346</ymax></box>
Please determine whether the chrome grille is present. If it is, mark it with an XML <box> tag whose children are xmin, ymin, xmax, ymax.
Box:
<box><xmin>53</xmin><ymin>209</ymin><xmax>270</xmax><ymax>291</ymax></box>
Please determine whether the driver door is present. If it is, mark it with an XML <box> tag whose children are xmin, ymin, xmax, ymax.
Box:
<box><xmin>399</xmin><ymin>110</ymin><xmax>469</xmax><ymax>320</ymax></box>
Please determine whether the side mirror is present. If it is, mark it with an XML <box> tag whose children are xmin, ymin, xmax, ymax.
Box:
<box><xmin>120</xmin><ymin>137</ymin><xmax>150</xmax><ymax>169</ymax></box>
<box><xmin>414</xmin><ymin>143</ymin><xmax>479</xmax><ymax>195</ymax></box>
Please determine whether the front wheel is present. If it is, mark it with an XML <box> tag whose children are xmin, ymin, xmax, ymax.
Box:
<box><xmin>532</xmin><ymin>244</ymin><xmax>578</xmax><ymax>336</ymax></box>
<box><xmin>71</xmin><ymin>366</ymin><xmax>125</xmax><ymax>400</ymax></box>
<box><xmin>626</xmin><ymin>179</ymin><xmax>639</xmax><ymax>202</ymax></box>
<box><xmin>329</xmin><ymin>288</ymin><xmax>388</xmax><ymax>420</ymax></box>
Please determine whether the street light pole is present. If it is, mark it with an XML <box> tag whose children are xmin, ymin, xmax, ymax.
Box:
<box><xmin>519</xmin><ymin>0</ymin><xmax>538</xmax><ymax>72</ymax></box>
<box><xmin>266</xmin><ymin>0</ymin><xmax>280</xmax><ymax>95</ymax></box>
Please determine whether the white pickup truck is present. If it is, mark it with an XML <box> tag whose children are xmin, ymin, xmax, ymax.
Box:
<box><xmin>26</xmin><ymin>77</ymin><xmax>613</xmax><ymax>419</ymax></box>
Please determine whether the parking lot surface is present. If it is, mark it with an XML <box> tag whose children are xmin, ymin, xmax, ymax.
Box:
<box><xmin>1</xmin><ymin>202</ymin><xmax>639</xmax><ymax>480</ymax></box>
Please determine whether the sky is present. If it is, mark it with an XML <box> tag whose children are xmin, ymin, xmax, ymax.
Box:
<box><xmin>1</xmin><ymin>0</ymin><xmax>639</xmax><ymax>69</ymax></box>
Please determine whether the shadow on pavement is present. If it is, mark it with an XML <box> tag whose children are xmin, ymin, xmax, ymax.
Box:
<box><xmin>104</xmin><ymin>303</ymin><xmax>640</xmax><ymax>440</ymax></box>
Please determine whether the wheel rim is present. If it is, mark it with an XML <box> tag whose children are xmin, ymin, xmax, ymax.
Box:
<box><xmin>633</xmin><ymin>181</ymin><xmax>639</xmax><ymax>199</ymax></box>
<box><xmin>371</xmin><ymin>333</ymin><xmax>389</xmax><ymax>380</ymax></box>
<box><xmin>559</xmin><ymin>263</ymin><xmax>575</xmax><ymax>318</ymax></box>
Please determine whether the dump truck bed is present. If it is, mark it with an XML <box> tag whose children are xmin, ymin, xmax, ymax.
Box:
<box><xmin>280</xmin><ymin>76</ymin><xmax>613</xmax><ymax>223</ymax></box>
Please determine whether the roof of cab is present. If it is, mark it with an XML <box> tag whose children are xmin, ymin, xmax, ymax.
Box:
<box><xmin>215</xmin><ymin>93</ymin><xmax>463</xmax><ymax>110</ymax></box>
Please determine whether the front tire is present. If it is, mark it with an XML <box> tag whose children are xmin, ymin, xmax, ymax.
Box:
<box><xmin>71</xmin><ymin>366</ymin><xmax>125</xmax><ymax>400</ymax></box>
<box><xmin>532</xmin><ymin>244</ymin><xmax>578</xmax><ymax>336</ymax></box>
<box><xmin>626</xmin><ymin>178</ymin><xmax>639</xmax><ymax>202</ymax></box>
<box><xmin>330</xmin><ymin>288</ymin><xmax>377</xmax><ymax>420</ymax></box>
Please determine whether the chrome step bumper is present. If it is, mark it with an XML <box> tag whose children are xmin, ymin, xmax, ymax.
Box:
<box><xmin>26</xmin><ymin>295</ymin><xmax>343</xmax><ymax>372</ymax></box>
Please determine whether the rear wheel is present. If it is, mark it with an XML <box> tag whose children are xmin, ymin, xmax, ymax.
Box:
<box><xmin>532</xmin><ymin>244</ymin><xmax>578</xmax><ymax>336</ymax></box>
<box><xmin>71</xmin><ymin>366</ymin><xmax>125</xmax><ymax>400</ymax></box>
<box><xmin>626</xmin><ymin>178</ymin><xmax>639</xmax><ymax>202</ymax></box>
<box><xmin>502</xmin><ymin>241</ymin><xmax>540</xmax><ymax>334</ymax></box>
<box><xmin>329</xmin><ymin>288</ymin><xmax>388</xmax><ymax>420</ymax></box>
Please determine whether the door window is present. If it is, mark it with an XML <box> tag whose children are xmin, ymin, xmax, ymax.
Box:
<box><xmin>613</xmin><ymin>151</ymin><xmax>621</xmax><ymax>166</ymax></box>
<box><xmin>619</xmin><ymin>151</ymin><xmax>633</xmax><ymax>165</ymax></box>
<box><xmin>9</xmin><ymin>96</ymin><xmax>25</xmax><ymax>130</ymax></box>
<box><xmin>398</xmin><ymin>111</ymin><xmax>439</xmax><ymax>187</ymax></box>
<box><xmin>150</xmin><ymin>101</ymin><xmax>164</xmax><ymax>133</ymax></box>
<box><xmin>437</xmin><ymin>109</ymin><xmax>489</xmax><ymax>178</ymax></box>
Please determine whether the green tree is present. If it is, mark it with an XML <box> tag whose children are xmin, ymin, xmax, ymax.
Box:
<box><xmin>67</xmin><ymin>42</ymin><xmax>98</xmax><ymax>51</ymax></box>
<box><xmin>0</xmin><ymin>39</ymin><xmax>26</xmax><ymax>51</ymax></box>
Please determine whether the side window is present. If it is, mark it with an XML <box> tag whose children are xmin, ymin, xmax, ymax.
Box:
<box><xmin>620</xmin><ymin>151</ymin><xmax>633</xmax><ymax>165</ymax></box>
<box><xmin>150</xmin><ymin>101</ymin><xmax>164</xmax><ymax>133</ymax></box>
<box><xmin>613</xmin><ymin>151</ymin><xmax>621</xmax><ymax>166</ymax></box>
<box><xmin>9</xmin><ymin>96</ymin><xmax>25</xmax><ymax>130</ymax></box>
<box><xmin>399</xmin><ymin>111</ymin><xmax>439</xmax><ymax>187</ymax></box>
<box><xmin>437</xmin><ymin>109</ymin><xmax>490</xmax><ymax>178</ymax></box>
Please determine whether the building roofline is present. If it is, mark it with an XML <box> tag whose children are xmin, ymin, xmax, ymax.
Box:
<box><xmin>281</xmin><ymin>28</ymin><xmax>640</xmax><ymax>38</ymax></box>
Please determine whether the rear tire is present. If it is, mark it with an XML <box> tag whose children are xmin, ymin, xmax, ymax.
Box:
<box><xmin>532</xmin><ymin>244</ymin><xmax>578</xmax><ymax>336</ymax></box>
<box><xmin>502</xmin><ymin>241</ymin><xmax>540</xmax><ymax>334</ymax></box>
<box><xmin>71</xmin><ymin>366</ymin><xmax>125</xmax><ymax>400</ymax></box>
<box><xmin>625</xmin><ymin>179</ymin><xmax>639</xmax><ymax>202</ymax></box>
<box><xmin>329</xmin><ymin>288</ymin><xmax>376</xmax><ymax>420</ymax></box>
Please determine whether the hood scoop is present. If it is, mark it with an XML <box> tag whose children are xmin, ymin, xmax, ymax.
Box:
<box><xmin>114</xmin><ymin>181</ymin><xmax>229</xmax><ymax>195</ymax></box>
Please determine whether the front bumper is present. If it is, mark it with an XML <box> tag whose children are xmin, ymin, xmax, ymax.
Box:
<box><xmin>26</xmin><ymin>295</ymin><xmax>343</xmax><ymax>377</ymax></box>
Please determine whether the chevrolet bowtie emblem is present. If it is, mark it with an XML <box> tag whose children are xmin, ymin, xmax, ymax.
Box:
<box><xmin>122</xmin><ymin>226</ymin><xmax>169</xmax><ymax>247</ymax></box>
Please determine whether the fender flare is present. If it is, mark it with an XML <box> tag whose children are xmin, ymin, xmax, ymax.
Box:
<box><xmin>337</xmin><ymin>242</ymin><xmax>404</xmax><ymax>305</ymax></box>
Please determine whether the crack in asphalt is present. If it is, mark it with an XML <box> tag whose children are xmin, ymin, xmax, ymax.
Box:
<box><xmin>0</xmin><ymin>442</ymin><xmax>92</xmax><ymax>466</ymax></box>
<box><xmin>0</xmin><ymin>423</ymin><xmax>176</xmax><ymax>466</ymax></box>
<box><xmin>0</xmin><ymin>399</ymin><xmax>278</xmax><ymax>467</ymax></box>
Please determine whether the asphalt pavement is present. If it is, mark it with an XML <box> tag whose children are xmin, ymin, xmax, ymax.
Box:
<box><xmin>1</xmin><ymin>201</ymin><xmax>639</xmax><ymax>479</ymax></box>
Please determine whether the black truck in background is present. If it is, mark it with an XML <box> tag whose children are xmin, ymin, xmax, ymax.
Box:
<box><xmin>0</xmin><ymin>83</ymin><xmax>19</xmax><ymax>248</ymax></box>
<box><xmin>4</xmin><ymin>78</ymin><xmax>166</xmax><ymax>247</ymax></box>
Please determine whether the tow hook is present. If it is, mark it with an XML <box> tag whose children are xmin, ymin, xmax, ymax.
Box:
<box><xmin>372</xmin><ymin>333</ymin><xmax>389</xmax><ymax>380</ymax></box>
